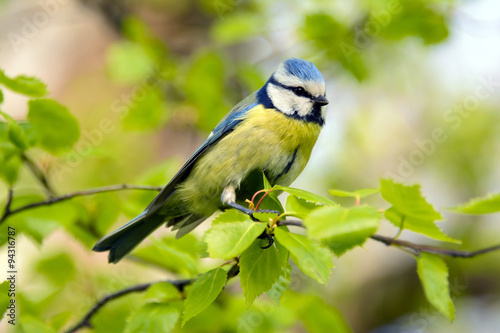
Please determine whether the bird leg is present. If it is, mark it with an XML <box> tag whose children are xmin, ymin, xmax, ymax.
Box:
<box><xmin>221</xmin><ymin>185</ymin><xmax>276</xmax><ymax>249</ymax></box>
<box><xmin>221</xmin><ymin>185</ymin><xmax>280</xmax><ymax>219</ymax></box>
<box><xmin>257</xmin><ymin>229</ymin><xmax>274</xmax><ymax>249</ymax></box>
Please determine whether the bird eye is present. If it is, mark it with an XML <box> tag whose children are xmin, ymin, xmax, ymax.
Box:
<box><xmin>292</xmin><ymin>86</ymin><xmax>307</xmax><ymax>97</ymax></box>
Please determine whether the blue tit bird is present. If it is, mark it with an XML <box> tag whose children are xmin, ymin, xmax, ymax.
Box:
<box><xmin>93</xmin><ymin>58</ymin><xmax>328</xmax><ymax>263</ymax></box>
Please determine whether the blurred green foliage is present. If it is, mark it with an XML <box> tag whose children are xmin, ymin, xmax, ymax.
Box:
<box><xmin>0</xmin><ymin>0</ymin><xmax>499</xmax><ymax>332</ymax></box>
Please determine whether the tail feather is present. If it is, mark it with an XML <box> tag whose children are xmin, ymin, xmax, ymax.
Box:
<box><xmin>171</xmin><ymin>214</ymin><xmax>206</xmax><ymax>239</ymax></box>
<box><xmin>93</xmin><ymin>212</ymin><xmax>165</xmax><ymax>263</ymax></box>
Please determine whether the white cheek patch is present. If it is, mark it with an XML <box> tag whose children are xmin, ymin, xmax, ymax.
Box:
<box><xmin>267</xmin><ymin>84</ymin><xmax>314</xmax><ymax>117</ymax></box>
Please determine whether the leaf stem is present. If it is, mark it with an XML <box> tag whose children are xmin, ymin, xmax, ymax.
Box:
<box><xmin>255</xmin><ymin>188</ymin><xmax>275</xmax><ymax>211</ymax></box>
<box><xmin>393</xmin><ymin>215</ymin><xmax>405</xmax><ymax>239</ymax></box>
<box><xmin>22</xmin><ymin>153</ymin><xmax>56</xmax><ymax>197</ymax></box>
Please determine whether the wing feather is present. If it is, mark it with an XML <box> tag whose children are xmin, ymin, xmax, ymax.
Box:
<box><xmin>144</xmin><ymin>92</ymin><xmax>259</xmax><ymax>216</ymax></box>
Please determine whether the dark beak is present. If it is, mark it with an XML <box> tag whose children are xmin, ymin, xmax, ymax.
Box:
<box><xmin>315</xmin><ymin>95</ymin><xmax>329</xmax><ymax>106</ymax></box>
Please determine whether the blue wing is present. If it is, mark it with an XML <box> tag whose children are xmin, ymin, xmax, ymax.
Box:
<box><xmin>144</xmin><ymin>92</ymin><xmax>259</xmax><ymax>216</ymax></box>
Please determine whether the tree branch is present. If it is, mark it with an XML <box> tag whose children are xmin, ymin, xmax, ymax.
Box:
<box><xmin>0</xmin><ymin>184</ymin><xmax>162</xmax><ymax>224</ymax></box>
<box><xmin>65</xmin><ymin>278</ymin><xmax>193</xmax><ymax>333</ymax></box>
<box><xmin>370</xmin><ymin>234</ymin><xmax>500</xmax><ymax>258</ymax></box>
<box><xmin>0</xmin><ymin>188</ymin><xmax>13</xmax><ymax>221</ymax></box>
<box><xmin>277</xmin><ymin>220</ymin><xmax>500</xmax><ymax>258</ymax></box>
<box><xmin>66</xmin><ymin>263</ymin><xmax>240</xmax><ymax>333</ymax></box>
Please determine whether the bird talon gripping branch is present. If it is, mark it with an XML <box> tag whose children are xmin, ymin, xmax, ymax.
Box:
<box><xmin>257</xmin><ymin>229</ymin><xmax>274</xmax><ymax>249</ymax></box>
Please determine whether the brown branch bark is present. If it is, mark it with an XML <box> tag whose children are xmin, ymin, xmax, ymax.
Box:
<box><xmin>0</xmin><ymin>187</ymin><xmax>13</xmax><ymax>221</ymax></box>
<box><xmin>277</xmin><ymin>220</ymin><xmax>500</xmax><ymax>258</ymax></box>
<box><xmin>65</xmin><ymin>278</ymin><xmax>193</xmax><ymax>333</ymax></box>
<box><xmin>65</xmin><ymin>264</ymin><xmax>240</xmax><ymax>333</ymax></box>
<box><xmin>0</xmin><ymin>184</ymin><xmax>162</xmax><ymax>224</ymax></box>
<box><xmin>370</xmin><ymin>234</ymin><xmax>500</xmax><ymax>258</ymax></box>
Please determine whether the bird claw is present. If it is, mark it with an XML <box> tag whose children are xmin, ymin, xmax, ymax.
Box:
<box><xmin>257</xmin><ymin>230</ymin><xmax>274</xmax><ymax>249</ymax></box>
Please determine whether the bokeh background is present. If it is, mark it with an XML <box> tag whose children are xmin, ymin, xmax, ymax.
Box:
<box><xmin>1</xmin><ymin>0</ymin><xmax>500</xmax><ymax>332</ymax></box>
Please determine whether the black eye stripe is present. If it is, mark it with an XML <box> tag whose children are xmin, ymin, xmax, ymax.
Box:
<box><xmin>269</xmin><ymin>77</ymin><xmax>313</xmax><ymax>99</ymax></box>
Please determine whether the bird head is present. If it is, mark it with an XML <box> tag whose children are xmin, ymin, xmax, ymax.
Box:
<box><xmin>259</xmin><ymin>58</ymin><xmax>328</xmax><ymax>126</ymax></box>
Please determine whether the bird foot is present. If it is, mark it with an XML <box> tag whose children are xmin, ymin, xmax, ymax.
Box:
<box><xmin>257</xmin><ymin>229</ymin><xmax>274</xmax><ymax>249</ymax></box>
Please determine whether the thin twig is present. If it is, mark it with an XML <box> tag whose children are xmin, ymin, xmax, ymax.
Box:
<box><xmin>277</xmin><ymin>220</ymin><xmax>305</xmax><ymax>228</ymax></box>
<box><xmin>22</xmin><ymin>153</ymin><xmax>56</xmax><ymax>197</ymax></box>
<box><xmin>277</xmin><ymin>220</ymin><xmax>500</xmax><ymax>258</ymax></box>
<box><xmin>66</xmin><ymin>263</ymin><xmax>240</xmax><ymax>333</ymax></box>
<box><xmin>65</xmin><ymin>279</ymin><xmax>193</xmax><ymax>333</ymax></box>
<box><xmin>0</xmin><ymin>184</ymin><xmax>162</xmax><ymax>224</ymax></box>
<box><xmin>0</xmin><ymin>188</ymin><xmax>14</xmax><ymax>222</ymax></box>
<box><xmin>370</xmin><ymin>234</ymin><xmax>500</xmax><ymax>258</ymax></box>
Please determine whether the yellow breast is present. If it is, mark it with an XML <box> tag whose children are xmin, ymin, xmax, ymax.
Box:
<box><xmin>176</xmin><ymin>104</ymin><xmax>322</xmax><ymax>215</ymax></box>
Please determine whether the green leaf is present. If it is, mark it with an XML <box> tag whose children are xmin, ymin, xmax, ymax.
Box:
<box><xmin>183</xmin><ymin>267</ymin><xmax>227</xmax><ymax>325</ymax></box>
<box><xmin>285</xmin><ymin>195</ymin><xmax>323</xmax><ymax>219</ymax></box>
<box><xmin>416</xmin><ymin>253</ymin><xmax>455</xmax><ymax>321</ymax></box>
<box><xmin>185</xmin><ymin>52</ymin><xmax>227</xmax><ymax>132</ymax></box>
<box><xmin>121</xmin><ymin>16</ymin><xmax>167</xmax><ymax>58</ymax></box>
<box><xmin>0</xmin><ymin>111</ymin><xmax>29</xmax><ymax>150</ymax></box>
<box><xmin>0</xmin><ymin>117</ymin><xmax>27</xmax><ymax>185</ymax></box>
<box><xmin>0</xmin><ymin>153</ymin><xmax>21</xmax><ymax>185</ymax></box>
<box><xmin>36</xmin><ymin>252</ymin><xmax>76</xmax><ymax>285</ymax></box>
<box><xmin>328</xmin><ymin>188</ymin><xmax>380</xmax><ymax>199</ymax></box>
<box><xmin>143</xmin><ymin>282</ymin><xmax>181</xmax><ymax>303</ymax></box>
<box><xmin>236</xmin><ymin>64</ymin><xmax>265</xmax><ymax>93</ymax></box>
<box><xmin>267</xmin><ymin>267</ymin><xmax>292</xmax><ymax>305</ymax></box>
<box><xmin>274</xmin><ymin>185</ymin><xmax>337</xmax><ymax>206</ymax></box>
<box><xmin>305</xmin><ymin>206</ymin><xmax>381</xmax><ymax>256</ymax></box>
<box><xmin>196</xmin><ymin>239</ymin><xmax>209</xmax><ymax>258</ymax></box>
<box><xmin>27</xmin><ymin>99</ymin><xmax>80</xmax><ymax>154</ymax></box>
<box><xmin>0</xmin><ymin>69</ymin><xmax>48</xmax><ymax>97</ymax></box>
<box><xmin>19</xmin><ymin>122</ymin><xmax>37</xmax><ymax>147</ymax></box>
<box><xmin>380</xmin><ymin>1</ymin><xmax>449</xmax><ymax>45</ymax></box>
<box><xmin>125</xmin><ymin>303</ymin><xmax>180</xmax><ymax>333</ymax></box>
<box><xmin>204</xmin><ymin>221</ymin><xmax>267</xmax><ymax>259</ymax></box>
<box><xmin>299</xmin><ymin>296</ymin><xmax>352</xmax><ymax>333</ymax></box>
<box><xmin>212</xmin><ymin>209</ymin><xmax>251</xmax><ymax>225</ymax></box>
<box><xmin>274</xmin><ymin>227</ymin><xmax>333</xmax><ymax>284</ymax></box>
<box><xmin>211</xmin><ymin>13</ymin><xmax>265</xmax><ymax>44</ymax></box>
<box><xmin>0</xmin><ymin>281</ymin><xmax>10</xmax><ymax>319</ymax></box>
<box><xmin>303</xmin><ymin>14</ymin><xmax>368</xmax><ymax>81</ymax></box>
<box><xmin>0</xmin><ymin>88</ymin><xmax>3</xmax><ymax>103</ymax></box>
<box><xmin>239</xmin><ymin>240</ymin><xmax>281</xmax><ymax>306</ymax></box>
<box><xmin>107</xmin><ymin>41</ymin><xmax>156</xmax><ymax>84</ymax></box>
<box><xmin>259</xmin><ymin>171</ymin><xmax>284</xmax><ymax>212</ymax></box>
<box><xmin>266</xmin><ymin>238</ymin><xmax>291</xmax><ymax>304</ymax></box>
<box><xmin>47</xmin><ymin>311</ymin><xmax>73</xmax><ymax>333</ymax></box>
<box><xmin>380</xmin><ymin>179</ymin><xmax>459</xmax><ymax>243</ymax></box>
<box><xmin>252</xmin><ymin>211</ymin><xmax>279</xmax><ymax>223</ymax></box>
<box><xmin>90</xmin><ymin>194</ymin><xmax>122</xmax><ymax>236</ymax></box>
<box><xmin>123</xmin><ymin>88</ymin><xmax>167</xmax><ymax>131</ymax></box>
<box><xmin>133</xmin><ymin>237</ymin><xmax>199</xmax><ymax>276</ymax></box>
<box><xmin>19</xmin><ymin>316</ymin><xmax>56</xmax><ymax>333</ymax></box>
<box><xmin>448</xmin><ymin>193</ymin><xmax>500</xmax><ymax>215</ymax></box>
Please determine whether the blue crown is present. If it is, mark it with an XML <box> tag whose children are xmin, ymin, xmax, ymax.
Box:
<box><xmin>283</xmin><ymin>58</ymin><xmax>323</xmax><ymax>82</ymax></box>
